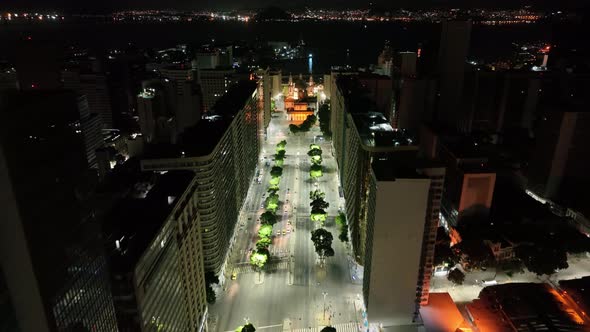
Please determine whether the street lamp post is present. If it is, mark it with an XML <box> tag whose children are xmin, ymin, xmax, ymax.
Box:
<box><xmin>322</xmin><ymin>291</ymin><xmax>328</xmax><ymax>321</ymax></box>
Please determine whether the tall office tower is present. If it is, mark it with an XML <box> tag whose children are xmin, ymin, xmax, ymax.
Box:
<box><xmin>62</xmin><ymin>69</ymin><xmax>114</xmax><ymax>128</ymax></box>
<box><xmin>526</xmin><ymin>76</ymin><xmax>590</xmax><ymax>207</ymax></box>
<box><xmin>396</xmin><ymin>52</ymin><xmax>417</xmax><ymax>78</ymax></box>
<box><xmin>365</xmin><ymin>158</ymin><xmax>445</xmax><ymax>328</ymax></box>
<box><xmin>436</xmin><ymin>20</ymin><xmax>472</xmax><ymax>132</ymax></box>
<box><xmin>105</xmin><ymin>52</ymin><xmax>148</xmax><ymax>131</ymax></box>
<box><xmin>217</xmin><ymin>45</ymin><xmax>234</xmax><ymax>67</ymax></box>
<box><xmin>435</xmin><ymin>137</ymin><xmax>496</xmax><ymax>227</ymax></box>
<box><xmin>137</xmin><ymin>89</ymin><xmax>157</xmax><ymax>143</ymax></box>
<box><xmin>198</xmin><ymin>68</ymin><xmax>236</xmax><ymax>112</ymax></box>
<box><xmin>106</xmin><ymin>171</ymin><xmax>208</xmax><ymax>332</ymax></box>
<box><xmin>195</xmin><ymin>49</ymin><xmax>220</xmax><ymax>70</ymax></box>
<box><xmin>358</xmin><ymin>72</ymin><xmax>393</xmax><ymax>118</ymax></box>
<box><xmin>391</xmin><ymin>51</ymin><xmax>437</xmax><ymax>131</ymax></box>
<box><xmin>261</xmin><ymin>68</ymin><xmax>272</xmax><ymax>129</ymax></box>
<box><xmin>159</xmin><ymin>65</ymin><xmax>202</xmax><ymax>133</ymax></box>
<box><xmin>0</xmin><ymin>64</ymin><xmax>18</xmax><ymax>90</ymax></box>
<box><xmin>331</xmin><ymin>74</ymin><xmax>445</xmax><ymax>329</ymax></box>
<box><xmin>175</xmin><ymin>80</ymin><xmax>202</xmax><ymax>133</ymax></box>
<box><xmin>0</xmin><ymin>90</ymin><xmax>118</xmax><ymax>332</ymax></box>
<box><xmin>141</xmin><ymin>81</ymin><xmax>260</xmax><ymax>276</ymax></box>
<box><xmin>78</xmin><ymin>95</ymin><xmax>105</xmax><ymax>168</ymax></box>
<box><xmin>137</xmin><ymin>81</ymin><xmax>177</xmax><ymax>144</ymax></box>
<box><xmin>270</xmin><ymin>69</ymin><xmax>282</xmax><ymax>98</ymax></box>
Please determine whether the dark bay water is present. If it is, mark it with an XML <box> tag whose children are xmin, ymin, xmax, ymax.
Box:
<box><xmin>0</xmin><ymin>20</ymin><xmax>551</xmax><ymax>72</ymax></box>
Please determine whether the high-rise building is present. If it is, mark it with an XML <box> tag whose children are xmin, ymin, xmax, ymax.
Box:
<box><xmin>526</xmin><ymin>75</ymin><xmax>590</xmax><ymax>208</ymax></box>
<box><xmin>78</xmin><ymin>95</ymin><xmax>105</xmax><ymax>168</ymax></box>
<box><xmin>330</xmin><ymin>75</ymin><xmax>445</xmax><ymax>328</ymax></box>
<box><xmin>159</xmin><ymin>65</ymin><xmax>202</xmax><ymax>133</ymax></box>
<box><xmin>106</xmin><ymin>171</ymin><xmax>208</xmax><ymax>332</ymax></box>
<box><xmin>62</xmin><ymin>69</ymin><xmax>114</xmax><ymax>128</ymax></box>
<box><xmin>0</xmin><ymin>90</ymin><xmax>118</xmax><ymax>332</ymax></box>
<box><xmin>436</xmin><ymin>20</ymin><xmax>472</xmax><ymax>132</ymax></box>
<box><xmin>137</xmin><ymin>81</ymin><xmax>177</xmax><ymax>144</ymax></box>
<box><xmin>0</xmin><ymin>64</ymin><xmax>18</xmax><ymax>91</ymax></box>
<box><xmin>198</xmin><ymin>68</ymin><xmax>236</xmax><ymax>112</ymax></box>
<box><xmin>140</xmin><ymin>81</ymin><xmax>261</xmax><ymax>276</ymax></box>
<box><xmin>365</xmin><ymin>157</ymin><xmax>445</xmax><ymax>328</ymax></box>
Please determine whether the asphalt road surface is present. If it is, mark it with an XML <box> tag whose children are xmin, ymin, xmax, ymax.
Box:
<box><xmin>210</xmin><ymin>110</ymin><xmax>362</xmax><ymax>332</ymax></box>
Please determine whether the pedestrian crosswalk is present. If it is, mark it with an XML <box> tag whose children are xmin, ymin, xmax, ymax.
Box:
<box><xmin>331</xmin><ymin>322</ymin><xmax>360</xmax><ymax>332</ymax></box>
<box><xmin>291</xmin><ymin>322</ymin><xmax>359</xmax><ymax>332</ymax></box>
<box><xmin>232</xmin><ymin>261</ymin><xmax>289</xmax><ymax>273</ymax></box>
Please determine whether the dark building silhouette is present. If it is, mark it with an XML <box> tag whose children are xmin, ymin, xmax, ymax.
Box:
<box><xmin>0</xmin><ymin>90</ymin><xmax>118</xmax><ymax>332</ymax></box>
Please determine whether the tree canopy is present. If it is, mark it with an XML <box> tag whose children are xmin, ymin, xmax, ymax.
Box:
<box><xmin>447</xmin><ymin>268</ymin><xmax>465</xmax><ymax>285</ymax></box>
<box><xmin>256</xmin><ymin>237</ymin><xmax>272</xmax><ymax>250</ymax></box>
<box><xmin>258</xmin><ymin>225</ymin><xmax>273</xmax><ymax>238</ymax></box>
<box><xmin>310</xmin><ymin>197</ymin><xmax>329</xmax><ymax>211</ymax></box>
<box><xmin>250</xmin><ymin>249</ymin><xmax>269</xmax><ymax>268</ymax></box>
<box><xmin>260</xmin><ymin>211</ymin><xmax>277</xmax><ymax>225</ymax></box>
<box><xmin>270</xmin><ymin>166</ymin><xmax>283</xmax><ymax>178</ymax></box>
<box><xmin>310</xmin><ymin>189</ymin><xmax>325</xmax><ymax>201</ymax></box>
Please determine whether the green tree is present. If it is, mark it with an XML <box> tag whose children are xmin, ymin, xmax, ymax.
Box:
<box><xmin>250</xmin><ymin>249</ymin><xmax>269</xmax><ymax>269</ymax></box>
<box><xmin>311</xmin><ymin>228</ymin><xmax>334</xmax><ymax>263</ymax></box>
<box><xmin>265</xmin><ymin>193</ymin><xmax>279</xmax><ymax>211</ymax></box>
<box><xmin>270</xmin><ymin>166</ymin><xmax>283</xmax><ymax>178</ymax></box>
<box><xmin>256</xmin><ymin>237</ymin><xmax>272</xmax><ymax>250</ymax></box>
<box><xmin>276</xmin><ymin>140</ymin><xmax>287</xmax><ymax>151</ymax></box>
<box><xmin>205</xmin><ymin>271</ymin><xmax>219</xmax><ymax>285</ymax></box>
<box><xmin>310</xmin><ymin>155</ymin><xmax>323</xmax><ymax>165</ymax></box>
<box><xmin>309</xmin><ymin>144</ymin><xmax>321</xmax><ymax>151</ymax></box>
<box><xmin>275</xmin><ymin>150</ymin><xmax>286</xmax><ymax>159</ymax></box>
<box><xmin>268</xmin><ymin>187</ymin><xmax>279</xmax><ymax>195</ymax></box>
<box><xmin>434</xmin><ymin>244</ymin><xmax>459</xmax><ymax>267</ymax></box>
<box><xmin>310</xmin><ymin>189</ymin><xmax>325</xmax><ymax>201</ymax></box>
<box><xmin>242</xmin><ymin>324</ymin><xmax>256</xmax><ymax>332</ymax></box>
<box><xmin>206</xmin><ymin>284</ymin><xmax>216</xmax><ymax>304</ymax></box>
<box><xmin>260</xmin><ymin>211</ymin><xmax>277</xmax><ymax>225</ymax></box>
<box><xmin>307</xmin><ymin>148</ymin><xmax>322</xmax><ymax>157</ymax></box>
<box><xmin>516</xmin><ymin>245</ymin><xmax>568</xmax><ymax>276</ymax></box>
<box><xmin>310</xmin><ymin>208</ymin><xmax>327</xmax><ymax>224</ymax></box>
<box><xmin>336</xmin><ymin>212</ymin><xmax>349</xmax><ymax>242</ymax></box>
<box><xmin>447</xmin><ymin>268</ymin><xmax>465</xmax><ymax>285</ymax></box>
<box><xmin>310</xmin><ymin>197</ymin><xmax>329</xmax><ymax>211</ymax></box>
<box><xmin>310</xmin><ymin>164</ymin><xmax>323</xmax><ymax>179</ymax></box>
<box><xmin>338</xmin><ymin>231</ymin><xmax>349</xmax><ymax>243</ymax></box>
<box><xmin>258</xmin><ymin>225</ymin><xmax>273</xmax><ymax>238</ymax></box>
<box><xmin>269</xmin><ymin>176</ymin><xmax>280</xmax><ymax>186</ymax></box>
<box><xmin>455</xmin><ymin>239</ymin><xmax>495</xmax><ymax>270</ymax></box>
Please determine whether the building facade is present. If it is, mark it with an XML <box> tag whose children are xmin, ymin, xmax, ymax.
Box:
<box><xmin>140</xmin><ymin>82</ymin><xmax>261</xmax><ymax>275</ymax></box>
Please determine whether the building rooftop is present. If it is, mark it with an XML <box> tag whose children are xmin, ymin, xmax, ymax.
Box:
<box><xmin>560</xmin><ymin>277</ymin><xmax>590</xmax><ymax>318</ymax></box>
<box><xmin>352</xmin><ymin>112</ymin><xmax>416</xmax><ymax>148</ymax></box>
<box><xmin>106</xmin><ymin>170</ymin><xmax>195</xmax><ymax>274</ymax></box>
<box><xmin>337</xmin><ymin>75</ymin><xmax>416</xmax><ymax>149</ymax></box>
<box><xmin>143</xmin><ymin>80</ymin><xmax>257</xmax><ymax>158</ymax></box>
<box><xmin>467</xmin><ymin>283</ymin><xmax>586</xmax><ymax>331</ymax></box>
<box><xmin>371</xmin><ymin>153</ymin><xmax>443</xmax><ymax>181</ymax></box>
<box><xmin>419</xmin><ymin>293</ymin><xmax>469</xmax><ymax>332</ymax></box>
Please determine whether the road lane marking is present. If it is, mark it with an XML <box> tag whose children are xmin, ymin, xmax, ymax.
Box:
<box><xmin>224</xmin><ymin>324</ymin><xmax>283</xmax><ymax>332</ymax></box>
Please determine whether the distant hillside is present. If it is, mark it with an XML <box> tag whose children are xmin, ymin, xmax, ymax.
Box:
<box><xmin>255</xmin><ymin>6</ymin><xmax>292</xmax><ymax>21</ymax></box>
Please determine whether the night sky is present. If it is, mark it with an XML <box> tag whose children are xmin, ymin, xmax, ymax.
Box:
<box><xmin>2</xmin><ymin>0</ymin><xmax>588</xmax><ymax>12</ymax></box>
